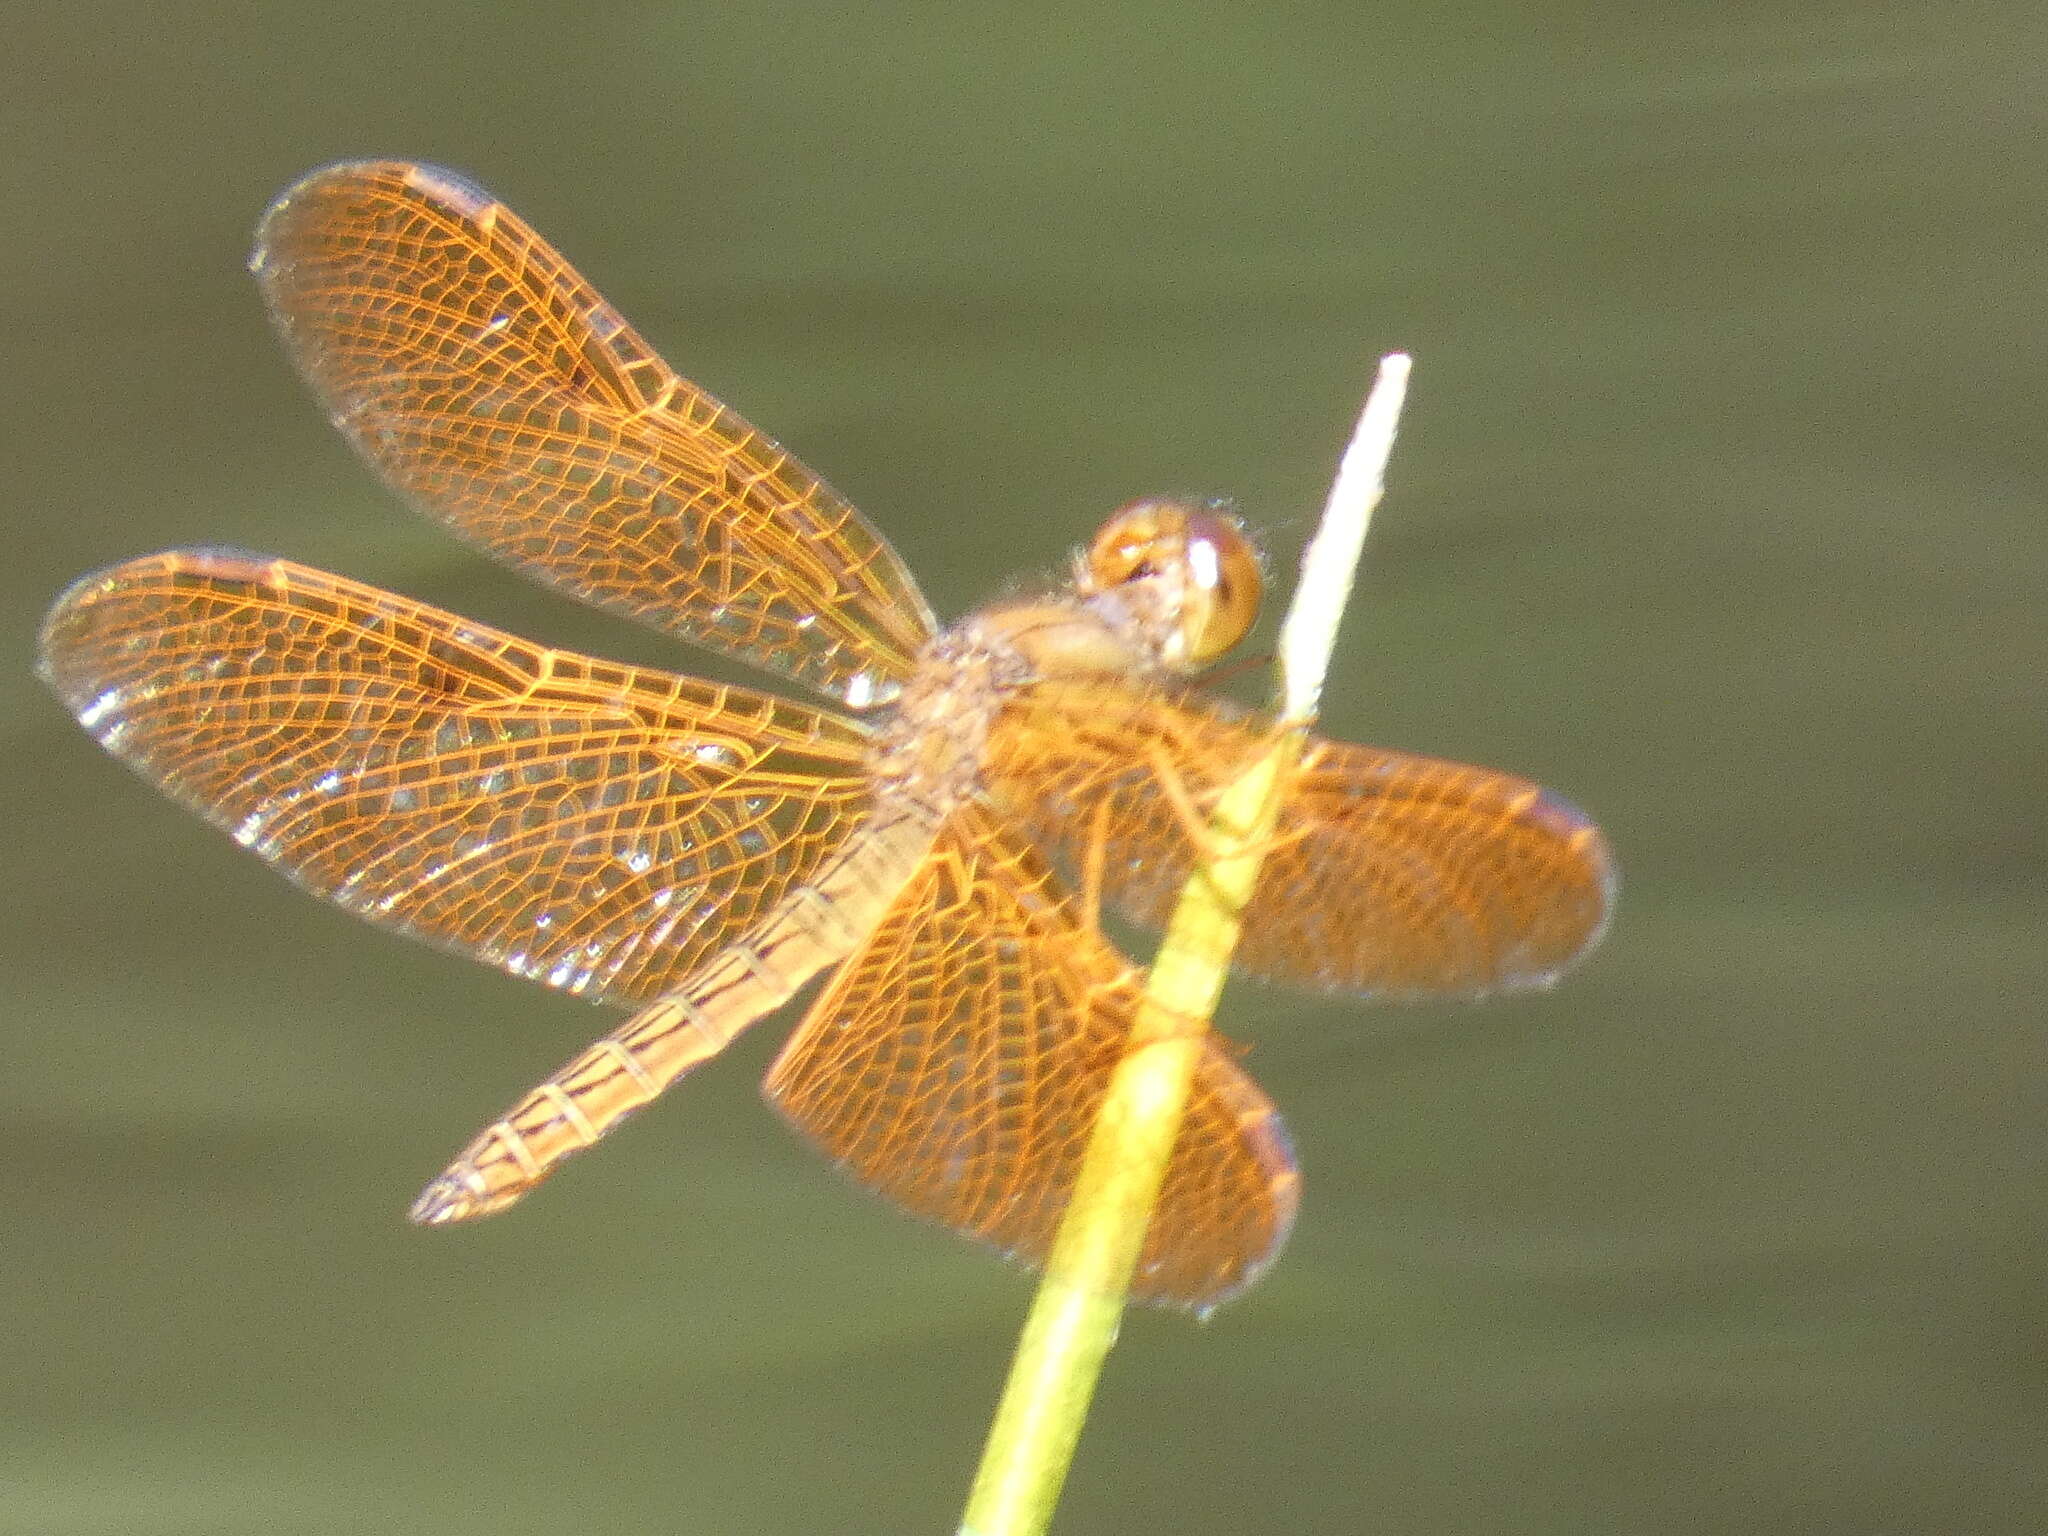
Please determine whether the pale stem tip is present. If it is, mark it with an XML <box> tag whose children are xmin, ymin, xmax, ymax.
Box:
<box><xmin>1276</xmin><ymin>352</ymin><xmax>1412</xmax><ymax>724</ymax></box>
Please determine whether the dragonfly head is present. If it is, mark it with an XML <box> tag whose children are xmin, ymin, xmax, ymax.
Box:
<box><xmin>1077</xmin><ymin>498</ymin><xmax>1264</xmax><ymax>674</ymax></box>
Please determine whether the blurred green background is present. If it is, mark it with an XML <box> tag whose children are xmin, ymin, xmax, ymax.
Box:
<box><xmin>4</xmin><ymin>3</ymin><xmax>2041</xmax><ymax>1532</ymax></box>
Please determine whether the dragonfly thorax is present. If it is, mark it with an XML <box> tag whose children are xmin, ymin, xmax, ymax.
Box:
<box><xmin>868</xmin><ymin>608</ymin><xmax>1072</xmax><ymax>817</ymax></box>
<box><xmin>868</xmin><ymin>498</ymin><xmax>1263</xmax><ymax>818</ymax></box>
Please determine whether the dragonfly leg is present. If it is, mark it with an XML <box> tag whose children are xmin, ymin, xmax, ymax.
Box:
<box><xmin>1142</xmin><ymin>739</ymin><xmax>1314</xmax><ymax>868</ymax></box>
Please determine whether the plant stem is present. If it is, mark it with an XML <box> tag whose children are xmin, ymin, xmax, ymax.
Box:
<box><xmin>957</xmin><ymin>353</ymin><xmax>1413</xmax><ymax>1536</ymax></box>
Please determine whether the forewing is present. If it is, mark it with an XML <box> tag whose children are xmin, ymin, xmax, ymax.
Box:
<box><xmin>985</xmin><ymin>684</ymin><xmax>1616</xmax><ymax>998</ymax></box>
<box><xmin>763</xmin><ymin>806</ymin><xmax>1298</xmax><ymax>1310</ymax></box>
<box><xmin>250</xmin><ymin>160</ymin><xmax>935</xmax><ymax>707</ymax></box>
<box><xmin>39</xmin><ymin>551</ymin><xmax>873</xmax><ymax>1004</ymax></box>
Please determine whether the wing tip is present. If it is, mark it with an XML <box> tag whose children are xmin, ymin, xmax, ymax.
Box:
<box><xmin>251</xmin><ymin>159</ymin><xmax>395</xmax><ymax>277</ymax></box>
<box><xmin>1541</xmin><ymin>788</ymin><xmax>1621</xmax><ymax>973</ymax></box>
<box><xmin>1166</xmin><ymin>1109</ymin><xmax>1302</xmax><ymax>1315</ymax></box>
<box><xmin>250</xmin><ymin>159</ymin><xmax>498</xmax><ymax>280</ymax></box>
<box><xmin>38</xmin><ymin>547</ymin><xmax>291</xmax><ymax>708</ymax></box>
<box><xmin>1461</xmin><ymin>784</ymin><xmax>1621</xmax><ymax>999</ymax></box>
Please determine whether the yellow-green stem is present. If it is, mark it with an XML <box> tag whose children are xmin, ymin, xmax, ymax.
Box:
<box><xmin>958</xmin><ymin>353</ymin><xmax>1412</xmax><ymax>1536</ymax></box>
<box><xmin>958</xmin><ymin>735</ymin><xmax>1296</xmax><ymax>1536</ymax></box>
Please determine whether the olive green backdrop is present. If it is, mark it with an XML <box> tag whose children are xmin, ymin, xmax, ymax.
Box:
<box><xmin>4</xmin><ymin>3</ymin><xmax>2040</xmax><ymax>1533</ymax></box>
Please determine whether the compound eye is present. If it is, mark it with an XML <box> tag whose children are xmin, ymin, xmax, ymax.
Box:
<box><xmin>1180</xmin><ymin>508</ymin><xmax>1262</xmax><ymax>662</ymax></box>
<box><xmin>1085</xmin><ymin>500</ymin><xmax>1172</xmax><ymax>590</ymax></box>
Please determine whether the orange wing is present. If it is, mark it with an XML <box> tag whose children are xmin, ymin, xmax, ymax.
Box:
<box><xmin>763</xmin><ymin>805</ymin><xmax>1298</xmax><ymax>1310</ymax></box>
<box><xmin>250</xmin><ymin>160</ymin><xmax>935</xmax><ymax>708</ymax></box>
<box><xmin>38</xmin><ymin>550</ymin><xmax>874</xmax><ymax>1004</ymax></box>
<box><xmin>984</xmin><ymin>683</ymin><xmax>1615</xmax><ymax>999</ymax></box>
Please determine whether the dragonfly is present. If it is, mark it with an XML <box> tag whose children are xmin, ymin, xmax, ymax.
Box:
<box><xmin>38</xmin><ymin>161</ymin><xmax>1614</xmax><ymax>1309</ymax></box>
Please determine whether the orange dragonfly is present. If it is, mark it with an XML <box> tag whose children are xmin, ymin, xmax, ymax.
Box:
<box><xmin>38</xmin><ymin>162</ymin><xmax>1614</xmax><ymax>1309</ymax></box>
